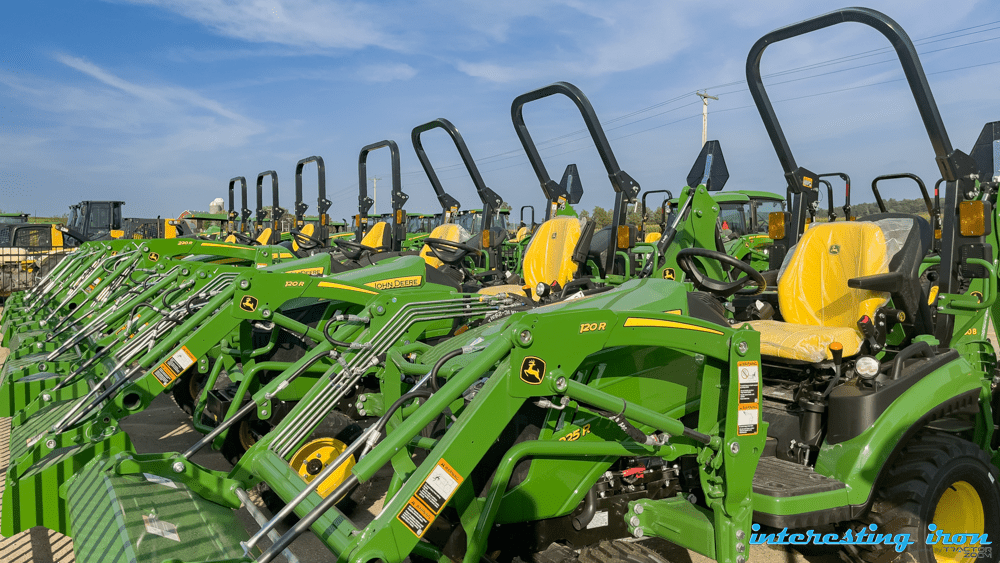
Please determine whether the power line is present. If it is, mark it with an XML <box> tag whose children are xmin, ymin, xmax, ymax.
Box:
<box><xmin>374</xmin><ymin>21</ymin><xmax>1000</xmax><ymax>191</ymax></box>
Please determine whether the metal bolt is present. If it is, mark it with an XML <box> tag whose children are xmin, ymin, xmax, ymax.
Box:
<box><xmin>376</xmin><ymin>306</ymin><xmax>385</xmax><ymax>314</ymax></box>
<box><xmin>630</xmin><ymin>515</ymin><xmax>640</xmax><ymax>527</ymax></box>
<box><xmin>737</xmin><ymin>542</ymin><xmax>745</xmax><ymax>553</ymax></box>
<box><xmin>41</xmin><ymin>394</ymin><xmax>51</xmax><ymax>402</ymax></box>
<box><xmin>181</xmin><ymin>269</ymin><xmax>189</xmax><ymax>276</ymax></box>
<box><xmin>38</xmin><ymin>363</ymin><xmax>47</xmax><ymax>372</ymax></box>
<box><xmin>555</xmin><ymin>377</ymin><xmax>567</xmax><ymax>392</ymax></box>
<box><xmin>261</xmin><ymin>410</ymin><xmax>268</xmax><ymax>417</ymax></box>
<box><xmin>737</xmin><ymin>341</ymin><xmax>748</xmax><ymax>356</ymax></box>
<box><xmin>360</xmin><ymin>395</ymin><xmax>367</xmax><ymax>402</ymax></box>
<box><xmin>262</xmin><ymin>309</ymin><xmax>271</xmax><ymax>318</ymax></box>
<box><xmin>633</xmin><ymin>527</ymin><xmax>644</xmax><ymax>538</ymax></box>
<box><xmin>45</xmin><ymin>439</ymin><xmax>56</xmax><ymax>449</ymax></box>
<box><xmin>519</xmin><ymin>330</ymin><xmax>532</xmax><ymax>345</ymax></box>
<box><xmin>356</xmin><ymin>402</ymin><xmax>364</xmax><ymax>410</ymax></box>
<box><xmin>172</xmin><ymin>461</ymin><xmax>185</xmax><ymax>473</ymax></box>
<box><xmin>737</xmin><ymin>557</ymin><xmax>747</xmax><ymax>563</ymax></box>
<box><xmin>730</xmin><ymin>442</ymin><xmax>740</xmax><ymax>454</ymax></box>
<box><xmin>358</xmin><ymin>409</ymin><xmax>366</xmax><ymax>416</ymax></box>
<box><xmin>36</xmin><ymin>342</ymin><xmax>43</xmax><ymax>350</ymax></box>
<box><xmin>634</xmin><ymin>504</ymin><xmax>643</xmax><ymax>514</ymax></box>
<box><xmin>239</xmin><ymin>279</ymin><xmax>250</xmax><ymax>289</ymax></box>
<box><xmin>736</xmin><ymin>530</ymin><xmax>746</xmax><ymax>540</ymax></box>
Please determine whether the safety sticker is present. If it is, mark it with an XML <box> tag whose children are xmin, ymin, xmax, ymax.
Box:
<box><xmin>142</xmin><ymin>514</ymin><xmax>180</xmax><ymax>542</ymax></box>
<box><xmin>26</xmin><ymin>431</ymin><xmax>46</xmax><ymax>448</ymax></box>
<box><xmin>397</xmin><ymin>458</ymin><xmax>464</xmax><ymax>537</ymax></box>
<box><xmin>737</xmin><ymin>404</ymin><xmax>759</xmax><ymax>436</ymax></box>
<box><xmin>737</xmin><ymin>361</ymin><xmax>759</xmax><ymax>405</ymax></box>
<box><xmin>414</xmin><ymin>459</ymin><xmax>463</xmax><ymax>514</ymax></box>
<box><xmin>152</xmin><ymin>366</ymin><xmax>174</xmax><ymax>387</ymax></box>
<box><xmin>143</xmin><ymin>473</ymin><xmax>178</xmax><ymax>489</ymax></box>
<box><xmin>165</xmin><ymin>347</ymin><xmax>196</xmax><ymax>378</ymax></box>
<box><xmin>737</xmin><ymin>361</ymin><xmax>759</xmax><ymax>436</ymax></box>
<box><xmin>397</xmin><ymin>497</ymin><xmax>434</xmax><ymax>538</ymax></box>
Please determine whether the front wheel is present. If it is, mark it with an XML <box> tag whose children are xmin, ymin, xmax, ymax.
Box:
<box><xmin>849</xmin><ymin>433</ymin><xmax>1000</xmax><ymax>563</ymax></box>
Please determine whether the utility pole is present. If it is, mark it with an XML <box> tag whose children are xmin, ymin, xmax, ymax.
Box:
<box><xmin>696</xmin><ymin>91</ymin><xmax>718</xmax><ymax>147</ymax></box>
<box><xmin>369</xmin><ymin>176</ymin><xmax>382</xmax><ymax>214</ymax></box>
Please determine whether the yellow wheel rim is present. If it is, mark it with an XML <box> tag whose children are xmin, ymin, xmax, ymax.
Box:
<box><xmin>238</xmin><ymin>420</ymin><xmax>257</xmax><ymax>451</ymax></box>
<box><xmin>931</xmin><ymin>480</ymin><xmax>984</xmax><ymax>563</ymax></box>
<box><xmin>289</xmin><ymin>438</ymin><xmax>355</xmax><ymax>498</ymax></box>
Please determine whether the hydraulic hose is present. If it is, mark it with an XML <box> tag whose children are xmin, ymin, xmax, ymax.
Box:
<box><xmin>428</xmin><ymin>348</ymin><xmax>464</xmax><ymax>392</ymax></box>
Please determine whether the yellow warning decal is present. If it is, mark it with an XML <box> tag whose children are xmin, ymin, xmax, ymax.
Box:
<box><xmin>737</xmin><ymin>360</ymin><xmax>759</xmax><ymax>436</ymax></box>
<box><xmin>397</xmin><ymin>458</ymin><xmax>464</xmax><ymax>537</ymax></box>
<box><xmin>152</xmin><ymin>346</ymin><xmax>197</xmax><ymax>387</ymax></box>
<box><xmin>364</xmin><ymin>276</ymin><xmax>421</xmax><ymax>290</ymax></box>
<box><xmin>199</xmin><ymin>242</ymin><xmax>233</xmax><ymax>248</ymax></box>
<box><xmin>623</xmin><ymin>317</ymin><xmax>723</xmax><ymax>335</ymax></box>
<box><xmin>318</xmin><ymin>281</ymin><xmax>378</xmax><ymax>295</ymax></box>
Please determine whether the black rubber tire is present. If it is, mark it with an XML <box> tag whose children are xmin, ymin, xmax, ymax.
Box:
<box><xmin>849</xmin><ymin>432</ymin><xmax>1000</xmax><ymax>563</ymax></box>
<box><xmin>258</xmin><ymin>411</ymin><xmax>370</xmax><ymax>516</ymax></box>
<box><xmin>575</xmin><ymin>540</ymin><xmax>671</xmax><ymax>563</ymax></box>
<box><xmin>170</xmin><ymin>368</ymin><xmax>207</xmax><ymax>415</ymax></box>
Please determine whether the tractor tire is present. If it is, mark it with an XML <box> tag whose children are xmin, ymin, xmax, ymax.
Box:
<box><xmin>170</xmin><ymin>368</ymin><xmax>207</xmax><ymax>415</ymax></box>
<box><xmin>849</xmin><ymin>432</ymin><xmax>1000</xmax><ymax>563</ymax></box>
<box><xmin>574</xmin><ymin>540</ymin><xmax>671</xmax><ymax>563</ymax></box>
<box><xmin>257</xmin><ymin>411</ymin><xmax>370</xmax><ymax>516</ymax></box>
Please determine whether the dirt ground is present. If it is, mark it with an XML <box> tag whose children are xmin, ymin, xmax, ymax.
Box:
<box><xmin>2</xmin><ymin>306</ymin><xmax>995</xmax><ymax>563</ymax></box>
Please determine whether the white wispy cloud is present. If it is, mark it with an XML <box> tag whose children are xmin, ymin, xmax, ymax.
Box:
<box><xmin>109</xmin><ymin>0</ymin><xmax>404</xmax><ymax>51</ymax></box>
<box><xmin>356</xmin><ymin>62</ymin><xmax>417</xmax><ymax>83</ymax></box>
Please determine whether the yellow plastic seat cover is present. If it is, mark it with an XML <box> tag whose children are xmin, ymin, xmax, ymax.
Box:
<box><xmin>360</xmin><ymin>222</ymin><xmax>389</xmax><ymax>250</ymax></box>
<box><xmin>420</xmin><ymin>223</ymin><xmax>471</xmax><ymax>269</ymax></box>
<box><xmin>255</xmin><ymin>227</ymin><xmax>272</xmax><ymax>245</ymax></box>
<box><xmin>477</xmin><ymin>284</ymin><xmax>526</xmax><ymax>297</ymax></box>
<box><xmin>514</xmin><ymin>226</ymin><xmax>530</xmax><ymax>243</ymax></box>
<box><xmin>644</xmin><ymin>232</ymin><xmax>661</xmax><ymax>243</ymax></box>
<box><xmin>746</xmin><ymin>222</ymin><xmax>890</xmax><ymax>362</ymax></box>
<box><xmin>521</xmin><ymin>216</ymin><xmax>583</xmax><ymax>299</ymax></box>
<box><xmin>292</xmin><ymin>223</ymin><xmax>316</xmax><ymax>252</ymax></box>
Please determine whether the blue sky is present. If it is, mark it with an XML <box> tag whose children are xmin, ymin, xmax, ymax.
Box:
<box><xmin>1</xmin><ymin>0</ymin><xmax>998</xmax><ymax>220</ymax></box>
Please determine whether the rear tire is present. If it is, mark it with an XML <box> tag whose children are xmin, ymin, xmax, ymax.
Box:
<box><xmin>575</xmin><ymin>540</ymin><xmax>671</xmax><ymax>563</ymax></box>
<box><xmin>850</xmin><ymin>432</ymin><xmax>1000</xmax><ymax>563</ymax></box>
<box><xmin>170</xmin><ymin>368</ymin><xmax>207</xmax><ymax>415</ymax></box>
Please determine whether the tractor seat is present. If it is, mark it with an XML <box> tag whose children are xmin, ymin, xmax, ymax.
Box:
<box><xmin>360</xmin><ymin>221</ymin><xmax>390</xmax><ymax>249</ymax></box>
<box><xmin>478</xmin><ymin>215</ymin><xmax>592</xmax><ymax>301</ymax></box>
<box><xmin>514</xmin><ymin>226</ymin><xmax>531</xmax><ymax>243</ymax></box>
<box><xmin>255</xmin><ymin>227</ymin><xmax>272</xmax><ymax>245</ymax></box>
<box><xmin>745</xmin><ymin>220</ymin><xmax>909</xmax><ymax>362</ymax></box>
<box><xmin>292</xmin><ymin>223</ymin><xmax>316</xmax><ymax>252</ymax></box>
<box><xmin>420</xmin><ymin>223</ymin><xmax>471</xmax><ymax>269</ymax></box>
<box><xmin>645</xmin><ymin>232</ymin><xmax>662</xmax><ymax>243</ymax></box>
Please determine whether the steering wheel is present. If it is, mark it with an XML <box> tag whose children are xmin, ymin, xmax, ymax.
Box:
<box><xmin>229</xmin><ymin>231</ymin><xmax>258</xmax><ymax>245</ymax></box>
<box><xmin>675</xmin><ymin>247</ymin><xmax>766</xmax><ymax>297</ymax></box>
<box><xmin>334</xmin><ymin>237</ymin><xmax>386</xmax><ymax>260</ymax></box>
<box><xmin>291</xmin><ymin>228</ymin><xmax>326</xmax><ymax>250</ymax></box>
<box><xmin>423</xmin><ymin>237</ymin><xmax>482</xmax><ymax>266</ymax></box>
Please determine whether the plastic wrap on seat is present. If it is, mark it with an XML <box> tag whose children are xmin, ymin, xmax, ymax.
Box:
<box><xmin>522</xmin><ymin>216</ymin><xmax>584</xmax><ymax>297</ymax></box>
<box><xmin>478</xmin><ymin>284</ymin><xmax>526</xmax><ymax>297</ymax></box>
<box><xmin>360</xmin><ymin>221</ymin><xmax>390</xmax><ymax>249</ymax></box>
<box><xmin>744</xmin><ymin>320</ymin><xmax>865</xmax><ymax>362</ymax></box>
<box><xmin>748</xmin><ymin>221</ymin><xmax>892</xmax><ymax>361</ymax></box>
<box><xmin>420</xmin><ymin>223</ymin><xmax>472</xmax><ymax>269</ymax></box>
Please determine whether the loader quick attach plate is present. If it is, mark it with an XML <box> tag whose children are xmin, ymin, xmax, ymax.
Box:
<box><xmin>66</xmin><ymin>454</ymin><xmax>250</xmax><ymax>563</ymax></box>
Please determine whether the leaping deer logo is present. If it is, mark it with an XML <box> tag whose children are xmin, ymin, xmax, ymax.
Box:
<box><xmin>520</xmin><ymin>356</ymin><xmax>545</xmax><ymax>385</ymax></box>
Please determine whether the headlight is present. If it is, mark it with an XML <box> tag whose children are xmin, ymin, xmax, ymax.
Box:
<box><xmin>855</xmin><ymin>356</ymin><xmax>880</xmax><ymax>378</ymax></box>
<box><xmin>535</xmin><ymin>282</ymin><xmax>550</xmax><ymax>298</ymax></box>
